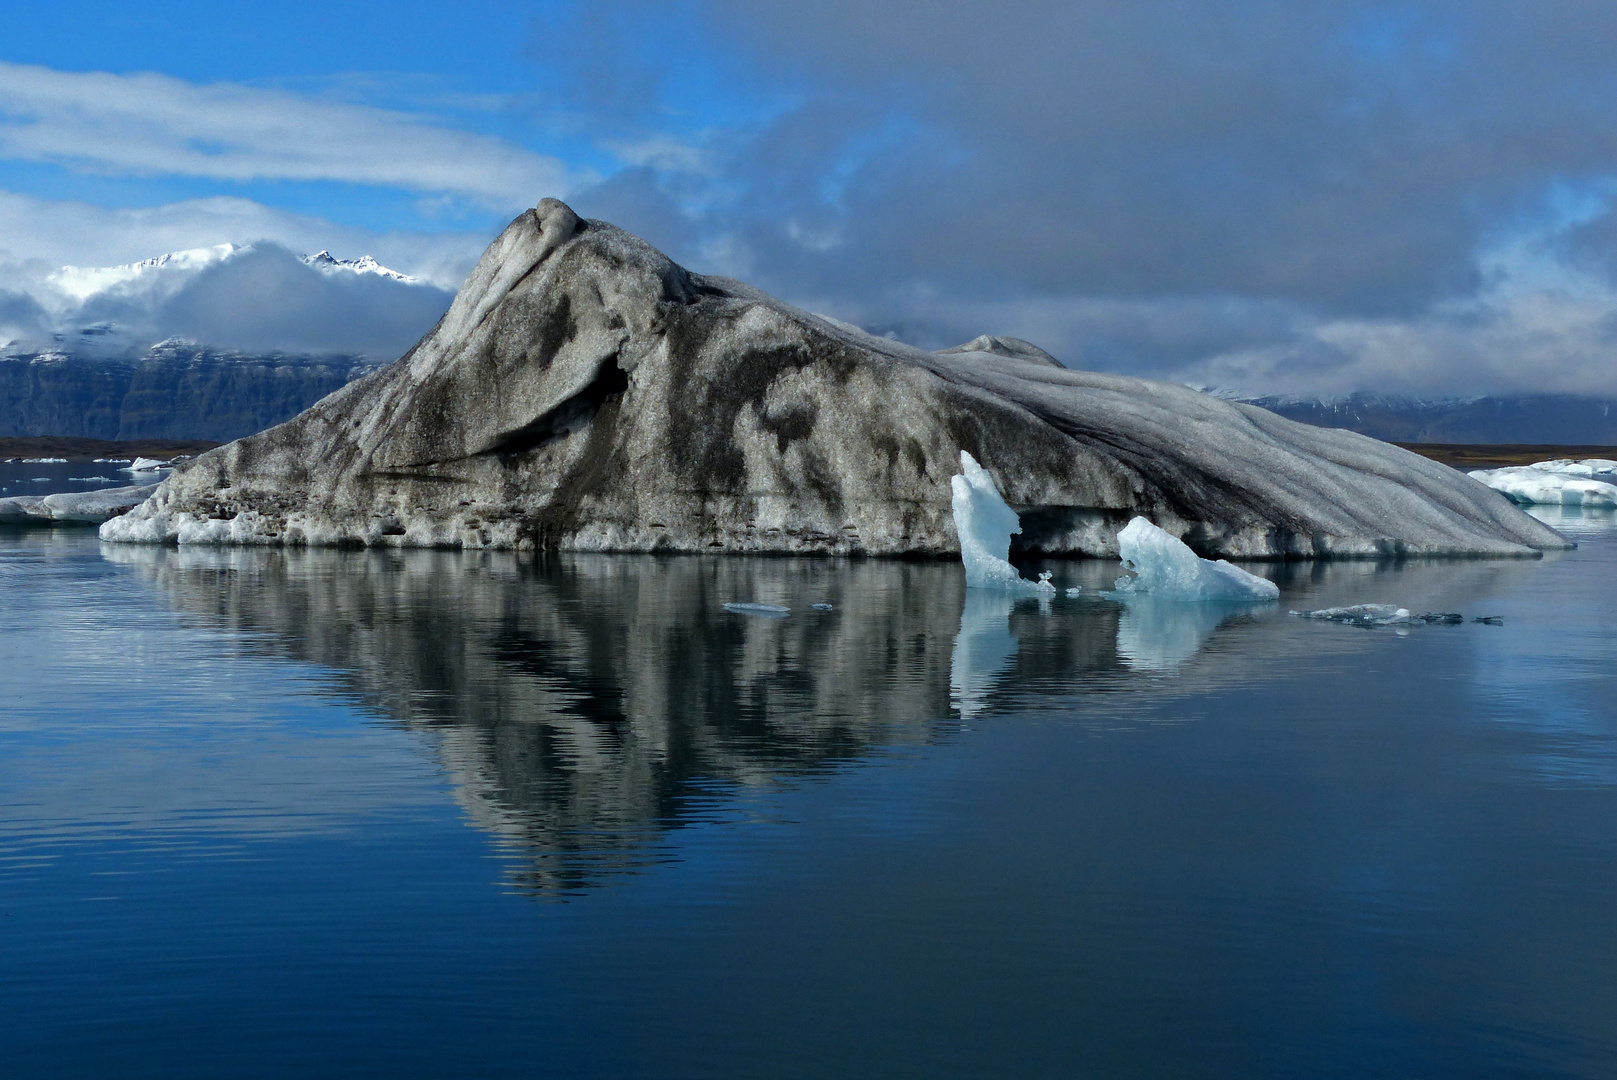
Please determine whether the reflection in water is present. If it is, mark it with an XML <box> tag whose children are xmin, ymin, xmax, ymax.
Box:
<box><xmin>950</xmin><ymin>591</ymin><xmax>1020</xmax><ymax>718</ymax></box>
<box><xmin>1113</xmin><ymin>596</ymin><xmax>1258</xmax><ymax>672</ymax></box>
<box><xmin>103</xmin><ymin>546</ymin><xmax>976</xmax><ymax>894</ymax></box>
<box><xmin>101</xmin><ymin>542</ymin><xmax>1570</xmax><ymax>893</ymax></box>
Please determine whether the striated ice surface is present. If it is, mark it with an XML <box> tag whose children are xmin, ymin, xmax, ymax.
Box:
<box><xmin>1111</xmin><ymin>517</ymin><xmax>1279</xmax><ymax>601</ymax></box>
<box><xmin>950</xmin><ymin>451</ymin><xmax>1056</xmax><ymax>594</ymax></box>
<box><xmin>1469</xmin><ymin>467</ymin><xmax>1617</xmax><ymax>508</ymax></box>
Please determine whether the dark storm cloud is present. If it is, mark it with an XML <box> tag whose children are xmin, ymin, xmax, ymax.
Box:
<box><xmin>549</xmin><ymin>1</ymin><xmax>1617</xmax><ymax>394</ymax></box>
<box><xmin>77</xmin><ymin>245</ymin><xmax>455</xmax><ymax>359</ymax></box>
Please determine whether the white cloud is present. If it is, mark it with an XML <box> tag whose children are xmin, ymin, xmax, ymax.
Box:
<box><xmin>0</xmin><ymin>61</ymin><xmax>582</xmax><ymax>207</ymax></box>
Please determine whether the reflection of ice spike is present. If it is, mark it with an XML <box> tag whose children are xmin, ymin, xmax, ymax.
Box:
<box><xmin>950</xmin><ymin>590</ymin><xmax>1019</xmax><ymax>719</ymax></box>
<box><xmin>950</xmin><ymin>451</ymin><xmax>1055</xmax><ymax>594</ymax></box>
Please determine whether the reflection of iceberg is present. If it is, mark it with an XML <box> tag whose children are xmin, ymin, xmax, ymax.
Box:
<box><xmin>102</xmin><ymin>545</ymin><xmax>966</xmax><ymax>895</ymax></box>
<box><xmin>950</xmin><ymin>590</ymin><xmax>1020</xmax><ymax>717</ymax></box>
<box><xmin>951</xmin><ymin>451</ymin><xmax>1055</xmax><ymax>594</ymax></box>
<box><xmin>1114</xmin><ymin>596</ymin><xmax>1252</xmax><ymax>671</ymax></box>
<box><xmin>1469</xmin><ymin>467</ymin><xmax>1617</xmax><ymax>508</ymax></box>
<box><xmin>1112</xmin><ymin>517</ymin><xmax>1280</xmax><ymax>601</ymax></box>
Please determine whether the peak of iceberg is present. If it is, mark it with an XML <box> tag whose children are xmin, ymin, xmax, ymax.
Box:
<box><xmin>950</xmin><ymin>452</ymin><xmax>1055</xmax><ymax>594</ymax></box>
<box><xmin>1112</xmin><ymin>517</ymin><xmax>1279</xmax><ymax>602</ymax></box>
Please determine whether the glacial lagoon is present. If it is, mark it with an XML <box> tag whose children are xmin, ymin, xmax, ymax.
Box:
<box><xmin>3</xmin><ymin>508</ymin><xmax>1615</xmax><ymax>1078</ymax></box>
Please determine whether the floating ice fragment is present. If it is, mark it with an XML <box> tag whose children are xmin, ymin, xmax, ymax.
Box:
<box><xmin>723</xmin><ymin>602</ymin><xmax>790</xmax><ymax>618</ymax></box>
<box><xmin>1473</xmin><ymin>615</ymin><xmax>1504</xmax><ymax>625</ymax></box>
<box><xmin>21</xmin><ymin>457</ymin><xmax>67</xmax><ymax>463</ymax></box>
<box><xmin>950</xmin><ymin>451</ymin><xmax>1055</xmax><ymax>594</ymax></box>
<box><xmin>1290</xmin><ymin>605</ymin><xmax>1467</xmax><ymax>629</ymax></box>
<box><xmin>124</xmin><ymin>457</ymin><xmax>171</xmax><ymax>473</ymax></box>
<box><xmin>1065</xmin><ymin>586</ymin><xmax>1082</xmax><ymax>598</ymax></box>
<box><xmin>1111</xmin><ymin>517</ymin><xmax>1279</xmax><ymax>601</ymax></box>
<box><xmin>811</xmin><ymin>602</ymin><xmax>834</xmax><ymax>610</ymax></box>
<box><xmin>1468</xmin><ymin>467</ymin><xmax>1617</xmax><ymax>508</ymax></box>
<box><xmin>93</xmin><ymin>458</ymin><xmax>133</xmax><ymax>464</ymax></box>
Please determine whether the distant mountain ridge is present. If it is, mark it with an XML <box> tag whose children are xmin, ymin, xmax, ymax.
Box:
<box><xmin>1228</xmin><ymin>391</ymin><xmax>1617</xmax><ymax>445</ymax></box>
<box><xmin>0</xmin><ymin>338</ymin><xmax>381</xmax><ymax>442</ymax></box>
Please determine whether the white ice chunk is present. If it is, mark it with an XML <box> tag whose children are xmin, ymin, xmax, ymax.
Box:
<box><xmin>950</xmin><ymin>451</ymin><xmax>1055</xmax><ymax>594</ymax></box>
<box><xmin>811</xmin><ymin>602</ymin><xmax>834</xmax><ymax>610</ymax></box>
<box><xmin>1065</xmin><ymin>586</ymin><xmax>1082</xmax><ymax>598</ymax></box>
<box><xmin>124</xmin><ymin>457</ymin><xmax>171</xmax><ymax>473</ymax></box>
<box><xmin>723</xmin><ymin>602</ymin><xmax>790</xmax><ymax>617</ymax></box>
<box><xmin>1112</xmin><ymin>517</ymin><xmax>1279</xmax><ymax>601</ymax></box>
<box><xmin>1469</xmin><ymin>467</ymin><xmax>1617</xmax><ymax>508</ymax></box>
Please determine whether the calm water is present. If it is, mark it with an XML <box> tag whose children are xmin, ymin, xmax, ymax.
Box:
<box><xmin>3</xmin><ymin>509</ymin><xmax>1615</xmax><ymax>1078</ymax></box>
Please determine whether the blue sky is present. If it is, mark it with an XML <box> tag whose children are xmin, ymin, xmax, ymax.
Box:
<box><xmin>5</xmin><ymin>2</ymin><xmax>1617</xmax><ymax>395</ymax></box>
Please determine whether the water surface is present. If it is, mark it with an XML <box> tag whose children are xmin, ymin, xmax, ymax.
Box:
<box><xmin>3</xmin><ymin>513</ymin><xmax>1615</xmax><ymax>1078</ymax></box>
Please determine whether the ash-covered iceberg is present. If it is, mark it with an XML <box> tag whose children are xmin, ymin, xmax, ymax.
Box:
<box><xmin>1112</xmin><ymin>517</ymin><xmax>1280</xmax><ymax>601</ymax></box>
<box><xmin>1468</xmin><ymin>467</ymin><xmax>1617</xmax><ymax>509</ymax></box>
<box><xmin>950</xmin><ymin>452</ymin><xmax>1055</xmax><ymax>593</ymax></box>
<box><xmin>99</xmin><ymin>197</ymin><xmax>1571</xmax><ymax>558</ymax></box>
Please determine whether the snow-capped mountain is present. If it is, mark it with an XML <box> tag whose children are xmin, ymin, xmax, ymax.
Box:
<box><xmin>48</xmin><ymin>244</ymin><xmax>244</xmax><ymax>304</ymax></box>
<box><xmin>301</xmin><ymin>251</ymin><xmax>417</xmax><ymax>283</ymax></box>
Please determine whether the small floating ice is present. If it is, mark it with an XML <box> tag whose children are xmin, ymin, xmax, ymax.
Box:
<box><xmin>724</xmin><ymin>602</ymin><xmax>790</xmax><ymax>617</ymax></box>
<box><xmin>1065</xmin><ymin>586</ymin><xmax>1082</xmax><ymax>598</ymax></box>
<box><xmin>950</xmin><ymin>451</ymin><xmax>1055</xmax><ymax>594</ymax></box>
<box><xmin>1290</xmin><ymin>605</ymin><xmax>1465</xmax><ymax>629</ymax></box>
<box><xmin>93</xmin><ymin>458</ymin><xmax>133</xmax><ymax>464</ymax></box>
<box><xmin>123</xmin><ymin>457</ymin><xmax>172</xmax><ymax>473</ymax></box>
<box><xmin>21</xmin><ymin>457</ymin><xmax>67</xmax><ymax>463</ymax></box>
<box><xmin>1468</xmin><ymin>467</ymin><xmax>1617</xmax><ymax>508</ymax></box>
<box><xmin>811</xmin><ymin>602</ymin><xmax>834</xmax><ymax>610</ymax></box>
<box><xmin>1112</xmin><ymin>517</ymin><xmax>1279</xmax><ymax>601</ymax></box>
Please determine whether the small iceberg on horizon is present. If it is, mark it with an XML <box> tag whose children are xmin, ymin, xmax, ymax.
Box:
<box><xmin>950</xmin><ymin>451</ymin><xmax>1056</xmax><ymax>594</ymax></box>
<box><xmin>1111</xmin><ymin>517</ymin><xmax>1279</xmax><ymax>602</ymax></box>
<box><xmin>1526</xmin><ymin>458</ymin><xmax>1617</xmax><ymax>478</ymax></box>
<box><xmin>1469</xmin><ymin>467</ymin><xmax>1617</xmax><ymax>508</ymax></box>
<box><xmin>123</xmin><ymin>457</ymin><xmax>172</xmax><ymax>473</ymax></box>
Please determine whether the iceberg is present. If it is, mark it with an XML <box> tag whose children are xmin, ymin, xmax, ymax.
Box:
<box><xmin>1111</xmin><ymin>517</ymin><xmax>1279</xmax><ymax>601</ymax></box>
<box><xmin>1468</xmin><ymin>467</ymin><xmax>1617</xmax><ymax>508</ymax></box>
<box><xmin>124</xmin><ymin>457</ymin><xmax>171</xmax><ymax>473</ymax></box>
<box><xmin>950</xmin><ymin>452</ymin><xmax>1056</xmax><ymax>594</ymax></box>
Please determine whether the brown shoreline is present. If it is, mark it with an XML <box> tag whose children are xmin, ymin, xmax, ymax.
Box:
<box><xmin>1393</xmin><ymin>443</ymin><xmax>1617</xmax><ymax>468</ymax></box>
<box><xmin>0</xmin><ymin>437</ymin><xmax>222</xmax><ymax>460</ymax></box>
